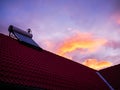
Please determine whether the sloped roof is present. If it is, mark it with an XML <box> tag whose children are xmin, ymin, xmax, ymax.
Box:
<box><xmin>0</xmin><ymin>33</ymin><xmax>110</xmax><ymax>89</ymax></box>
<box><xmin>99</xmin><ymin>64</ymin><xmax>120</xmax><ymax>89</ymax></box>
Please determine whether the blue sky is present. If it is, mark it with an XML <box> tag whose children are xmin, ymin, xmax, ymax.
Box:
<box><xmin>0</xmin><ymin>0</ymin><xmax>120</xmax><ymax>70</ymax></box>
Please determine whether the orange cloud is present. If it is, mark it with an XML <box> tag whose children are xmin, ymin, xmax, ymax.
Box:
<box><xmin>55</xmin><ymin>32</ymin><xmax>112</xmax><ymax>70</ymax></box>
<box><xmin>54</xmin><ymin>32</ymin><xmax>112</xmax><ymax>70</ymax></box>
<box><xmin>56</xmin><ymin>32</ymin><xmax>107</xmax><ymax>59</ymax></box>
<box><xmin>82</xmin><ymin>59</ymin><xmax>112</xmax><ymax>70</ymax></box>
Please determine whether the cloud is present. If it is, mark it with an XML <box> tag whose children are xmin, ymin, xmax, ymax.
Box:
<box><xmin>82</xmin><ymin>59</ymin><xmax>112</xmax><ymax>70</ymax></box>
<box><xmin>56</xmin><ymin>31</ymin><xmax>107</xmax><ymax>59</ymax></box>
<box><xmin>53</xmin><ymin>30</ymin><xmax>115</xmax><ymax>70</ymax></box>
<box><xmin>105</xmin><ymin>40</ymin><xmax>120</xmax><ymax>49</ymax></box>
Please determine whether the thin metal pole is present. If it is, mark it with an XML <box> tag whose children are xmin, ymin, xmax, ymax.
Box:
<box><xmin>96</xmin><ymin>72</ymin><xmax>114</xmax><ymax>90</ymax></box>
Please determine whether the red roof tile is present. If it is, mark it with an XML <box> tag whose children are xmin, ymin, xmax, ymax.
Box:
<box><xmin>0</xmin><ymin>33</ymin><xmax>110</xmax><ymax>89</ymax></box>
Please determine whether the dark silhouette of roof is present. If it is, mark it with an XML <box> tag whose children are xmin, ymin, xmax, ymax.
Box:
<box><xmin>0</xmin><ymin>33</ymin><xmax>119</xmax><ymax>90</ymax></box>
<box><xmin>99</xmin><ymin>64</ymin><xmax>120</xmax><ymax>89</ymax></box>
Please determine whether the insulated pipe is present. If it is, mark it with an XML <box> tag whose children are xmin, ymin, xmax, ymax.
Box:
<box><xmin>8</xmin><ymin>25</ymin><xmax>33</xmax><ymax>38</ymax></box>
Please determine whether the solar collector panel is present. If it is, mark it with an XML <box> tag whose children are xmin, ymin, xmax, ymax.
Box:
<box><xmin>8</xmin><ymin>25</ymin><xmax>42</xmax><ymax>50</ymax></box>
<box><xmin>14</xmin><ymin>32</ymin><xmax>40</xmax><ymax>48</ymax></box>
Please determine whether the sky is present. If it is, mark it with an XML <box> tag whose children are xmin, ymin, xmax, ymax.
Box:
<box><xmin>0</xmin><ymin>0</ymin><xmax>120</xmax><ymax>70</ymax></box>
